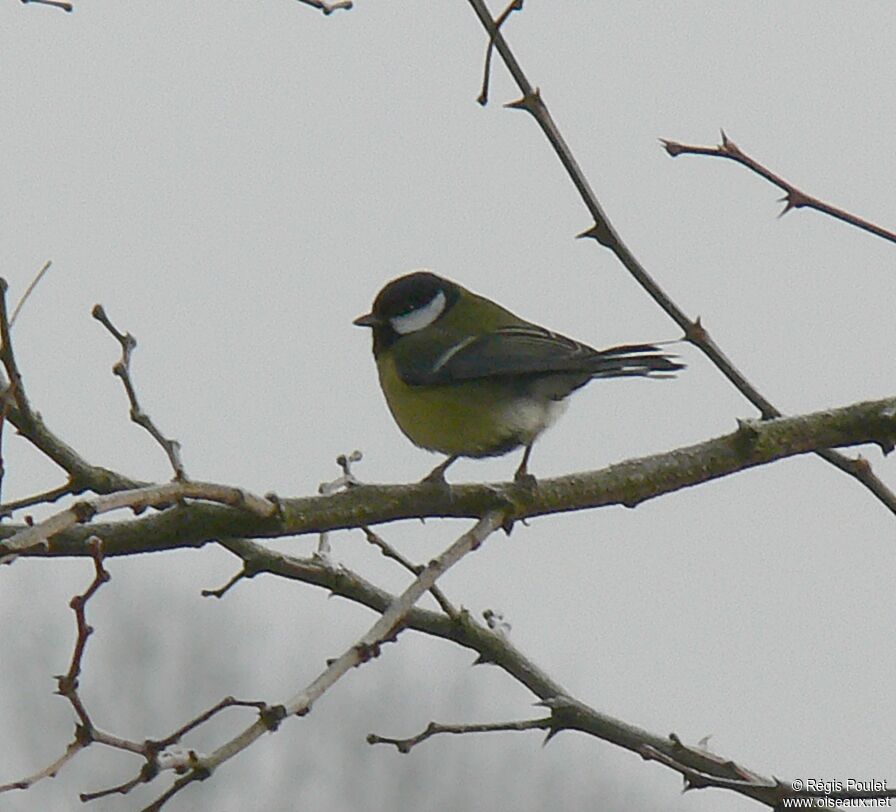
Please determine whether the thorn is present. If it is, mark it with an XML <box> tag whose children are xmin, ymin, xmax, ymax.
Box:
<box><xmin>719</xmin><ymin>128</ymin><xmax>732</xmax><ymax>148</ymax></box>
<box><xmin>779</xmin><ymin>189</ymin><xmax>813</xmax><ymax>216</ymax></box>
<box><xmin>659</xmin><ymin>138</ymin><xmax>685</xmax><ymax>157</ymax></box>
<box><xmin>504</xmin><ymin>87</ymin><xmax>541</xmax><ymax>114</ymax></box>
<box><xmin>683</xmin><ymin>316</ymin><xmax>707</xmax><ymax>344</ymax></box>
<box><xmin>777</xmin><ymin>193</ymin><xmax>796</xmax><ymax>218</ymax></box>
<box><xmin>575</xmin><ymin>220</ymin><xmax>614</xmax><ymax>247</ymax></box>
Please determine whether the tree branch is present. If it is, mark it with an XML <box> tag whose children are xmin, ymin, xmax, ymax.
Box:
<box><xmin>4</xmin><ymin>396</ymin><xmax>893</xmax><ymax>558</ymax></box>
<box><xmin>662</xmin><ymin>131</ymin><xmax>896</xmax><ymax>245</ymax></box>
<box><xmin>2</xmin><ymin>480</ymin><xmax>276</xmax><ymax>556</ymax></box>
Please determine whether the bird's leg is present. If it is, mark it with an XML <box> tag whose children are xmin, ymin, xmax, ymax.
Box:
<box><xmin>423</xmin><ymin>454</ymin><xmax>459</xmax><ymax>486</ymax></box>
<box><xmin>514</xmin><ymin>444</ymin><xmax>537</xmax><ymax>488</ymax></box>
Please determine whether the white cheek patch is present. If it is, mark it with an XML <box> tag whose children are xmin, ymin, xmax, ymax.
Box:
<box><xmin>390</xmin><ymin>289</ymin><xmax>446</xmax><ymax>334</ymax></box>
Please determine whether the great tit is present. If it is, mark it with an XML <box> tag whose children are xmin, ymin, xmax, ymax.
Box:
<box><xmin>354</xmin><ymin>271</ymin><xmax>683</xmax><ymax>484</ymax></box>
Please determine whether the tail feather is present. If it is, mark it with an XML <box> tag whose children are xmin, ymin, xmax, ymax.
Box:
<box><xmin>589</xmin><ymin>343</ymin><xmax>684</xmax><ymax>379</ymax></box>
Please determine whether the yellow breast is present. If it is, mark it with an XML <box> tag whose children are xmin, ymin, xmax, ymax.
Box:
<box><xmin>375</xmin><ymin>355</ymin><xmax>560</xmax><ymax>458</ymax></box>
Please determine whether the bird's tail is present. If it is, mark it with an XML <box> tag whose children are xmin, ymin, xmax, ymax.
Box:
<box><xmin>589</xmin><ymin>342</ymin><xmax>684</xmax><ymax>379</ymax></box>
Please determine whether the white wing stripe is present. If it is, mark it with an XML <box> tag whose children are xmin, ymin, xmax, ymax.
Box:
<box><xmin>431</xmin><ymin>334</ymin><xmax>478</xmax><ymax>372</ymax></box>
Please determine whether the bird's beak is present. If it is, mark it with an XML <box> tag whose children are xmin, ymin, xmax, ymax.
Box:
<box><xmin>353</xmin><ymin>312</ymin><xmax>381</xmax><ymax>327</ymax></box>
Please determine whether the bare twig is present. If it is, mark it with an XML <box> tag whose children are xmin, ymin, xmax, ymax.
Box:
<box><xmin>78</xmin><ymin>696</ymin><xmax>275</xmax><ymax>804</ymax></box>
<box><xmin>368</xmin><ymin>717</ymin><xmax>552</xmax><ymax>753</ymax></box>
<box><xmin>92</xmin><ymin>305</ymin><xmax>186</xmax><ymax>480</ymax></box>
<box><xmin>662</xmin><ymin>131</ymin><xmax>896</xmax><ymax>245</ymax></box>
<box><xmin>10</xmin><ymin>260</ymin><xmax>54</xmax><ymax>327</ymax></box>
<box><xmin>0</xmin><ymin>280</ymin><xmax>30</xmax><ymax>422</ymax></box>
<box><xmin>0</xmin><ymin>481</ymin><xmax>74</xmax><ymax>518</ymax></box>
<box><xmin>2</xmin><ymin>479</ymin><xmax>277</xmax><ymax>555</ymax></box>
<box><xmin>363</xmin><ymin>526</ymin><xmax>458</xmax><ymax>618</ymax></box>
<box><xmin>465</xmin><ymin>0</ymin><xmax>896</xmax><ymax>518</ymax></box>
<box><xmin>201</xmin><ymin>566</ymin><xmax>250</xmax><ymax>599</ymax></box>
<box><xmin>20</xmin><ymin>0</ymin><xmax>73</xmax><ymax>11</ymax></box>
<box><xmin>294</xmin><ymin>0</ymin><xmax>353</xmax><ymax>14</ymax></box>
<box><xmin>155</xmin><ymin>697</ymin><xmax>271</xmax><ymax>751</ymax></box>
<box><xmin>0</xmin><ymin>739</ymin><xmax>83</xmax><ymax>793</ymax></box>
<box><xmin>477</xmin><ymin>0</ymin><xmax>523</xmax><ymax>106</ymax></box>
<box><xmin>317</xmin><ymin>450</ymin><xmax>363</xmax><ymax>559</ymax></box>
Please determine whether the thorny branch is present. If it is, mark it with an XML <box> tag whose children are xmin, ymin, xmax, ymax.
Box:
<box><xmin>640</xmin><ymin>738</ymin><xmax>896</xmax><ymax>804</ymax></box>
<box><xmin>134</xmin><ymin>511</ymin><xmax>505</xmax><ymax>810</ymax></box>
<box><xmin>217</xmin><ymin>536</ymin><xmax>896</xmax><ymax>809</ymax></box>
<box><xmin>466</xmin><ymin>0</ymin><xmax>896</xmax><ymax>518</ymax></box>
<box><xmin>662</xmin><ymin>131</ymin><xmax>896</xmax><ymax>246</ymax></box>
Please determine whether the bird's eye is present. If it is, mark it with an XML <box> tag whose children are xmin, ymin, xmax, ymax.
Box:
<box><xmin>390</xmin><ymin>290</ymin><xmax>447</xmax><ymax>334</ymax></box>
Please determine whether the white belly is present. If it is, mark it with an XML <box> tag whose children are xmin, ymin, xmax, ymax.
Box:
<box><xmin>499</xmin><ymin>397</ymin><xmax>568</xmax><ymax>444</ymax></box>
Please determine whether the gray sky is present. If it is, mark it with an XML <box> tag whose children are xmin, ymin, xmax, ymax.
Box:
<box><xmin>1</xmin><ymin>2</ymin><xmax>894</xmax><ymax>811</ymax></box>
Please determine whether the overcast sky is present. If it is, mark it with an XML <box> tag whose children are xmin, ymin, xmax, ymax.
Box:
<box><xmin>1</xmin><ymin>3</ymin><xmax>895</xmax><ymax>811</ymax></box>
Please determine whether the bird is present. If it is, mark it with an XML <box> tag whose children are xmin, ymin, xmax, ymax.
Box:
<box><xmin>353</xmin><ymin>270</ymin><xmax>683</xmax><ymax>484</ymax></box>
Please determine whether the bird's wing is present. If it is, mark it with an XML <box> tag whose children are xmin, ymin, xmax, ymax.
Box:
<box><xmin>400</xmin><ymin>325</ymin><xmax>681</xmax><ymax>385</ymax></box>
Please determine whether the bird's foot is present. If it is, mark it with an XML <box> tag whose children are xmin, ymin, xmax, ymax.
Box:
<box><xmin>422</xmin><ymin>468</ymin><xmax>447</xmax><ymax>485</ymax></box>
<box><xmin>422</xmin><ymin>455</ymin><xmax>458</xmax><ymax>491</ymax></box>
